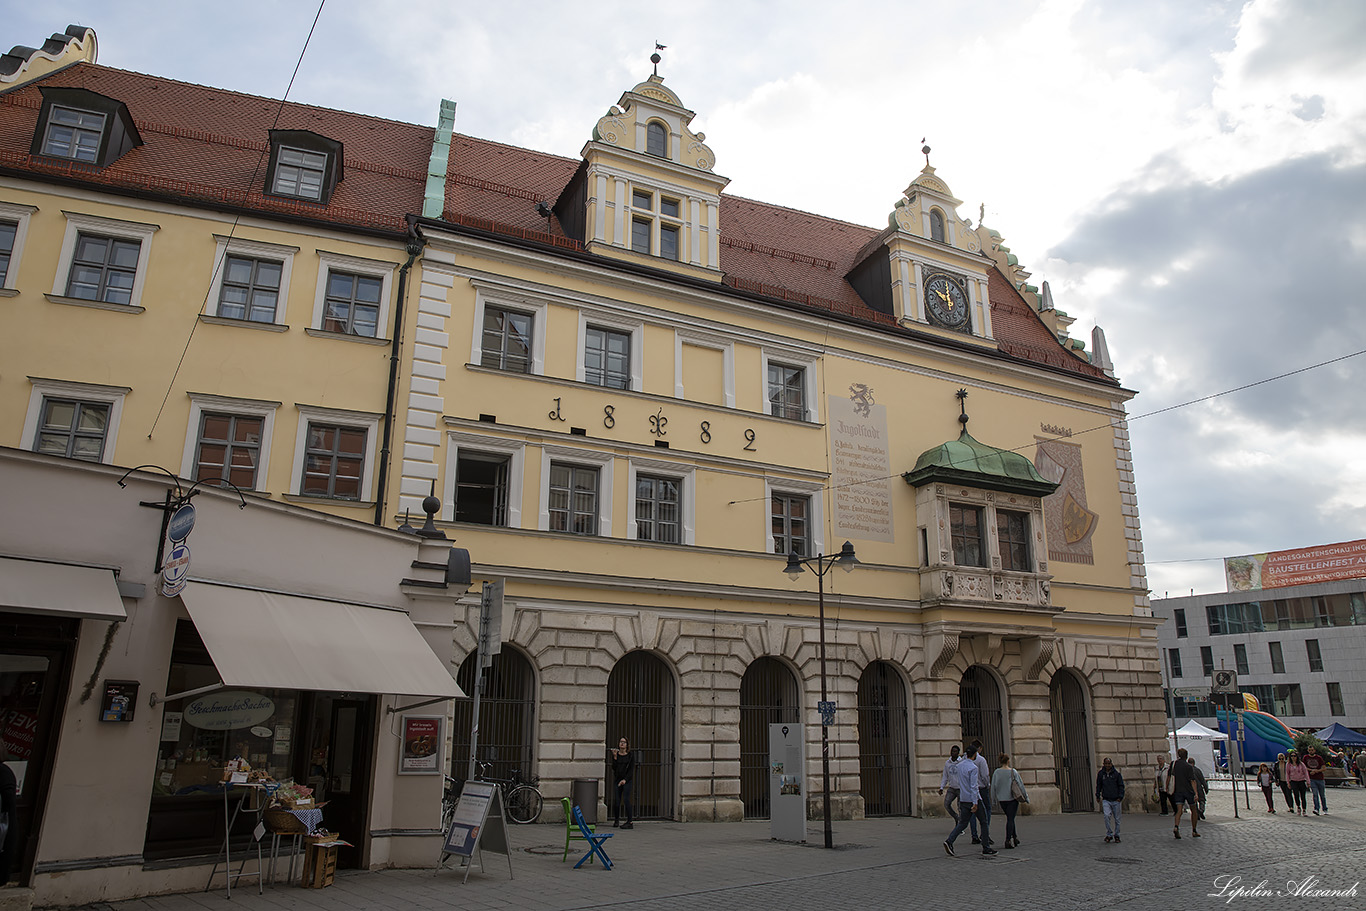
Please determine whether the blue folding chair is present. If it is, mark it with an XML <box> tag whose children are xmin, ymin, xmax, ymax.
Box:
<box><xmin>571</xmin><ymin>805</ymin><xmax>613</xmax><ymax>870</ymax></box>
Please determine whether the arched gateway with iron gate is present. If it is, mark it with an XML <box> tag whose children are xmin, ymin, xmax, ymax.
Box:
<box><xmin>739</xmin><ymin>656</ymin><xmax>800</xmax><ymax>819</ymax></box>
<box><xmin>606</xmin><ymin>651</ymin><xmax>677</xmax><ymax>819</ymax></box>
<box><xmin>1050</xmin><ymin>669</ymin><xmax>1094</xmax><ymax>811</ymax></box>
<box><xmin>857</xmin><ymin>661</ymin><xmax>913</xmax><ymax>816</ymax></box>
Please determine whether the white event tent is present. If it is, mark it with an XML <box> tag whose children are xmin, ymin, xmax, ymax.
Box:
<box><xmin>1167</xmin><ymin>719</ymin><xmax>1229</xmax><ymax>772</ymax></box>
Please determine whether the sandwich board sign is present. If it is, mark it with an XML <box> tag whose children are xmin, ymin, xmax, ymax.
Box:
<box><xmin>438</xmin><ymin>780</ymin><xmax>512</xmax><ymax>883</ymax></box>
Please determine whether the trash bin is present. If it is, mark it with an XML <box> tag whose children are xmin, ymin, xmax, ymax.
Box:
<box><xmin>571</xmin><ymin>778</ymin><xmax>599</xmax><ymax>825</ymax></box>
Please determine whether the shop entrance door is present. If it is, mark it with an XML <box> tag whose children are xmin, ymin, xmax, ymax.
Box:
<box><xmin>299</xmin><ymin>693</ymin><xmax>374</xmax><ymax>868</ymax></box>
<box><xmin>0</xmin><ymin>614</ymin><xmax>75</xmax><ymax>887</ymax></box>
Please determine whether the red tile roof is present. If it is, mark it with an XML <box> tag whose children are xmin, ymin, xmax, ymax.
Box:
<box><xmin>0</xmin><ymin>62</ymin><xmax>1110</xmax><ymax>383</ymax></box>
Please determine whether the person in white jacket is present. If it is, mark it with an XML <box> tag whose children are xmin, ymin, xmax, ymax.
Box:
<box><xmin>938</xmin><ymin>745</ymin><xmax>963</xmax><ymax>817</ymax></box>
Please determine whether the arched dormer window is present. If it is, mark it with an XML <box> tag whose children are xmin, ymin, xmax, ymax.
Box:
<box><xmin>646</xmin><ymin>121</ymin><xmax>668</xmax><ymax>159</ymax></box>
<box><xmin>930</xmin><ymin>208</ymin><xmax>946</xmax><ymax>243</ymax></box>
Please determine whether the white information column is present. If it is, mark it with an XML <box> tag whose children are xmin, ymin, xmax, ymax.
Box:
<box><xmin>768</xmin><ymin>722</ymin><xmax>807</xmax><ymax>843</ymax></box>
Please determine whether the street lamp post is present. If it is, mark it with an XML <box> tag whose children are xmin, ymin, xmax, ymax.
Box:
<box><xmin>783</xmin><ymin>541</ymin><xmax>858</xmax><ymax>849</ymax></box>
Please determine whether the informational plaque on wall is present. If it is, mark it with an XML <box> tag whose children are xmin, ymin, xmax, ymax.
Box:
<box><xmin>828</xmin><ymin>392</ymin><xmax>894</xmax><ymax>542</ymax></box>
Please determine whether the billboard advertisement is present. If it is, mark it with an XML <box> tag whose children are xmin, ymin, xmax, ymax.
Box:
<box><xmin>1225</xmin><ymin>538</ymin><xmax>1366</xmax><ymax>592</ymax></box>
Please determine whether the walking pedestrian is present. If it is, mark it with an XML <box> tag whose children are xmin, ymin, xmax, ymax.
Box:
<box><xmin>1303</xmin><ymin>746</ymin><xmax>1328</xmax><ymax>815</ymax></box>
<box><xmin>1286</xmin><ymin>750</ymin><xmax>1309</xmax><ymax>816</ymax></box>
<box><xmin>969</xmin><ymin>740</ymin><xmax>991</xmax><ymax>845</ymax></box>
<box><xmin>1095</xmin><ymin>757</ymin><xmax>1125</xmax><ymax>843</ymax></box>
<box><xmin>990</xmin><ymin>753</ymin><xmax>1027</xmax><ymax>849</ymax></box>
<box><xmin>943</xmin><ymin>743</ymin><xmax>995</xmax><ymax>857</ymax></box>
<box><xmin>1354</xmin><ymin>750</ymin><xmax>1366</xmax><ymax>788</ymax></box>
<box><xmin>938</xmin><ymin>745</ymin><xmax>962</xmax><ymax>818</ymax></box>
<box><xmin>1154</xmin><ymin>756</ymin><xmax>1172</xmax><ymax>816</ymax></box>
<box><xmin>1274</xmin><ymin>753</ymin><xmax>1294</xmax><ymax>811</ymax></box>
<box><xmin>1190</xmin><ymin>759</ymin><xmax>1209</xmax><ymax>821</ymax></box>
<box><xmin>610</xmin><ymin>736</ymin><xmax>634</xmax><ymax>828</ymax></box>
<box><xmin>1167</xmin><ymin>747</ymin><xmax>1200</xmax><ymax>838</ymax></box>
<box><xmin>1257</xmin><ymin>763</ymin><xmax>1276</xmax><ymax>813</ymax></box>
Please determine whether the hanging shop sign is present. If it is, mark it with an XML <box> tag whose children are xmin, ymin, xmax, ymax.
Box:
<box><xmin>160</xmin><ymin>542</ymin><xmax>192</xmax><ymax>597</ymax></box>
<box><xmin>183</xmin><ymin>690</ymin><xmax>275</xmax><ymax>730</ymax></box>
<box><xmin>167</xmin><ymin>502</ymin><xmax>197</xmax><ymax>542</ymax></box>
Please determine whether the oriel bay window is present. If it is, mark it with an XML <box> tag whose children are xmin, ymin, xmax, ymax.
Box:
<box><xmin>949</xmin><ymin>503</ymin><xmax>985</xmax><ymax>567</ymax></box>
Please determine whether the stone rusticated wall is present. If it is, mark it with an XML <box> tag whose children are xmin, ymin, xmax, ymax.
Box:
<box><xmin>453</xmin><ymin>601</ymin><xmax>1166</xmax><ymax>822</ymax></box>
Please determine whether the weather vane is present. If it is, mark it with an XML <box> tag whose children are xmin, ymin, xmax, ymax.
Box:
<box><xmin>955</xmin><ymin>388</ymin><xmax>969</xmax><ymax>427</ymax></box>
<box><xmin>921</xmin><ymin>138</ymin><xmax>931</xmax><ymax>168</ymax></box>
<box><xmin>652</xmin><ymin>41</ymin><xmax>667</xmax><ymax>77</ymax></box>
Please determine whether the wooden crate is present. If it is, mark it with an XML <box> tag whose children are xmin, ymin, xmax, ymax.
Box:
<box><xmin>301</xmin><ymin>836</ymin><xmax>338</xmax><ymax>888</ymax></box>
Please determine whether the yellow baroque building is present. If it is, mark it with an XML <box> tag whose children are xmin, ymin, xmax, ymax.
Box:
<box><xmin>0</xmin><ymin>24</ymin><xmax>1165</xmax><ymax>900</ymax></box>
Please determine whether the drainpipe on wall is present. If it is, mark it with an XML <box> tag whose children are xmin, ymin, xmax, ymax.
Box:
<box><xmin>374</xmin><ymin>221</ymin><xmax>427</xmax><ymax>526</ymax></box>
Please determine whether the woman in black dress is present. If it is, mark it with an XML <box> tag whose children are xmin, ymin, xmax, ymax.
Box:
<box><xmin>610</xmin><ymin>737</ymin><xmax>634</xmax><ymax>829</ymax></box>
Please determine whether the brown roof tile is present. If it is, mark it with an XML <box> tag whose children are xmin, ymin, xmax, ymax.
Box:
<box><xmin>0</xmin><ymin>62</ymin><xmax>1110</xmax><ymax>382</ymax></box>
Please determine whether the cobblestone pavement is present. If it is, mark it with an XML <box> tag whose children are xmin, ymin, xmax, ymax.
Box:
<box><xmin>85</xmin><ymin>783</ymin><xmax>1366</xmax><ymax>911</ymax></box>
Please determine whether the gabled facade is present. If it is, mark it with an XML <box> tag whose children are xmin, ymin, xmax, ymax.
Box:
<box><xmin>0</xmin><ymin>25</ymin><xmax>1168</xmax><ymax>904</ymax></box>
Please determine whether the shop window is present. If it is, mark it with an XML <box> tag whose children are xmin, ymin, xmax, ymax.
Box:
<box><xmin>950</xmin><ymin>503</ymin><xmax>985</xmax><ymax>568</ymax></box>
<box><xmin>1306</xmin><ymin>639</ymin><xmax>1323</xmax><ymax>672</ymax></box>
<box><xmin>146</xmin><ymin>620</ymin><xmax>302</xmax><ymax>860</ymax></box>
<box><xmin>1168</xmin><ymin>648</ymin><xmax>1182</xmax><ymax>679</ymax></box>
<box><xmin>1200</xmin><ymin>646</ymin><xmax>1213</xmax><ymax>677</ymax></box>
<box><xmin>1269</xmin><ymin>641</ymin><xmax>1284</xmax><ymax>674</ymax></box>
<box><xmin>1174</xmin><ymin>608</ymin><xmax>1187</xmax><ymax>638</ymax></box>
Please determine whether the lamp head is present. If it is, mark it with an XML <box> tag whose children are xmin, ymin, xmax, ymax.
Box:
<box><xmin>784</xmin><ymin>551</ymin><xmax>805</xmax><ymax>580</ymax></box>
<box><xmin>836</xmin><ymin>540</ymin><xmax>859</xmax><ymax>573</ymax></box>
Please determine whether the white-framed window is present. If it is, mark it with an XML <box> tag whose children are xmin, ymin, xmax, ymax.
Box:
<box><xmin>51</xmin><ymin>212</ymin><xmax>158</xmax><ymax>310</ymax></box>
<box><xmin>22</xmin><ymin>377</ymin><xmax>129</xmax><ymax>465</ymax></box>
<box><xmin>470</xmin><ymin>290</ymin><xmax>547</xmax><ymax>375</ymax></box>
<box><xmin>674</xmin><ymin>330</ymin><xmax>736</xmax><ymax>407</ymax></box>
<box><xmin>310</xmin><ymin>251</ymin><xmax>395</xmax><ymax>339</ymax></box>
<box><xmin>42</xmin><ymin>105</ymin><xmax>106</xmax><ymax>162</ymax></box>
<box><xmin>178</xmin><ymin>394</ymin><xmax>280</xmax><ymax>491</ymax></box>
<box><xmin>0</xmin><ymin>201</ymin><xmax>37</xmax><ymax>292</ymax></box>
<box><xmin>289</xmin><ymin>404</ymin><xmax>381</xmax><ymax>502</ymax></box>
<box><xmin>272</xmin><ymin>146</ymin><xmax>328</xmax><ymax>201</ymax></box>
<box><xmin>760</xmin><ymin>348</ymin><xmax>818</xmax><ymax>421</ymax></box>
<box><xmin>628</xmin><ymin>458</ymin><xmax>695</xmax><ymax>545</ymax></box>
<box><xmin>206</xmin><ymin>236</ymin><xmax>297</xmax><ymax>325</ymax></box>
<box><xmin>538</xmin><ymin>445</ymin><xmax>613</xmax><ymax>536</ymax></box>
<box><xmin>577</xmin><ymin>310</ymin><xmax>643</xmax><ymax>390</ymax></box>
<box><xmin>764</xmin><ymin>477</ymin><xmax>826</xmax><ymax>558</ymax></box>
<box><xmin>442</xmin><ymin>431</ymin><xmax>526</xmax><ymax>526</ymax></box>
<box><xmin>629</xmin><ymin>186</ymin><xmax>685</xmax><ymax>261</ymax></box>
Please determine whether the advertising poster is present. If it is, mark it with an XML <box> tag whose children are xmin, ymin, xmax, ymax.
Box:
<box><xmin>399</xmin><ymin>715</ymin><xmax>443</xmax><ymax>774</ymax></box>
<box><xmin>1225</xmin><ymin>538</ymin><xmax>1366</xmax><ymax>592</ymax></box>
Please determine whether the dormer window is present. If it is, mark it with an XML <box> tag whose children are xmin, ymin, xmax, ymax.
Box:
<box><xmin>266</xmin><ymin>130</ymin><xmax>343</xmax><ymax>204</ymax></box>
<box><xmin>31</xmin><ymin>88</ymin><xmax>142</xmax><ymax>168</ymax></box>
<box><xmin>930</xmin><ymin>208</ymin><xmax>946</xmax><ymax>243</ymax></box>
<box><xmin>273</xmin><ymin>147</ymin><xmax>327</xmax><ymax>200</ymax></box>
<box><xmin>646</xmin><ymin>121</ymin><xmax>668</xmax><ymax>158</ymax></box>
<box><xmin>43</xmin><ymin>107</ymin><xmax>106</xmax><ymax>162</ymax></box>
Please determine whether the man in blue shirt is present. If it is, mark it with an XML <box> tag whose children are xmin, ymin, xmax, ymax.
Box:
<box><xmin>943</xmin><ymin>744</ymin><xmax>996</xmax><ymax>857</ymax></box>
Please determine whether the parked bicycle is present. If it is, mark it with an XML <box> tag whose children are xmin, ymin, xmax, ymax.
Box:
<box><xmin>441</xmin><ymin>774</ymin><xmax>459</xmax><ymax>832</ymax></box>
<box><xmin>474</xmin><ymin>760</ymin><xmax>544</xmax><ymax>824</ymax></box>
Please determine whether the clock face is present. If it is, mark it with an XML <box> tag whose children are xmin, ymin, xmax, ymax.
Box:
<box><xmin>924</xmin><ymin>273</ymin><xmax>969</xmax><ymax>330</ymax></box>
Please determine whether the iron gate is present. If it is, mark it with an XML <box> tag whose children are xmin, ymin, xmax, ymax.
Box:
<box><xmin>451</xmin><ymin>649</ymin><xmax>536</xmax><ymax>783</ymax></box>
<box><xmin>606</xmin><ymin>651</ymin><xmax>676</xmax><ymax>819</ymax></box>
<box><xmin>739</xmin><ymin>657</ymin><xmax>800</xmax><ymax>819</ymax></box>
<box><xmin>857</xmin><ymin>661</ymin><xmax>913</xmax><ymax>816</ymax></box>
<box><xmin>959</xmin><ymin>666</ymin><xmax>1005</xmax><ymax>772</ymax></box>
<box><xmin>1051</xmin><ymin>670</ymin><xmax>1093</xmax><ymax>812</ymax></box>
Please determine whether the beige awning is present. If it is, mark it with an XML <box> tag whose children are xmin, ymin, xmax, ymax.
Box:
<box><xmin>180</xmin><ymin>582</ymin><xmax>463</xmax><ymax>698</ymax></box>
<box><xmin>0</xmin><ymin>556</ymin><xmax>126</xmax><ymax>620</ymax></box>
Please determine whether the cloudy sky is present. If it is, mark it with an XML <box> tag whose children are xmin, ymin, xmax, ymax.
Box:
<box><xmin>8</xmin><ymin>0</ymin><xmax>1365</xmax><ymax>596</ymax></box>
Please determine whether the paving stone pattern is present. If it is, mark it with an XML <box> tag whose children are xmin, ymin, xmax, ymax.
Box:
<box><xmin>84</xmin><ymin>783</ymin><xmax>1366</xmax><ymax>911</ymax></box>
